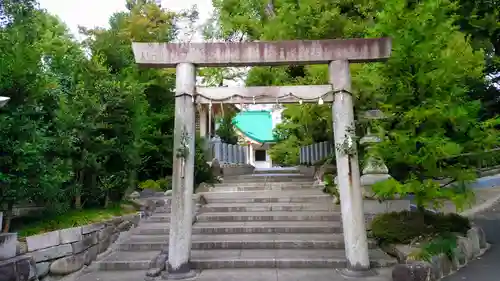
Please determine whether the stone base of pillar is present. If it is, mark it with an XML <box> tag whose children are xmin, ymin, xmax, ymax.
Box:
<box><xmin>360</xmin><ymin>174</ymin><xmax>391</xmax><ymax>186</ymax></box>
<box><xmin>338</xmin><ymin>267</ymin><xmax>378</xmax><ymax>278</ymax></box>
<box><xmin>161</xmin><ymin>263</ymin><xmax>199</xmax><ymax>280</ymax></box>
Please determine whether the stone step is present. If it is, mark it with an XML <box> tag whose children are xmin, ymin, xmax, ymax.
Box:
<box><xmin>209</xmin><ymin>183</ymin><xmax>319</xmax><ymax>191</ymax></box>
<box><xmin>200</xmin><ymin>202</ymin><xmax>339</xmax><ymax>213</ymax></box>
<box><xmin>155</xmin><ymin>201</ymin><xmax>337</xmax><ymax>214</ymax></box>
<box><xmin>195</xmin><ymin>211</ymin><xmax>343</xmax><ymax>222</ymax></box>
<box><xmin>145</xmin><ymin>214</ymin><xmax>172</xmax><ymax>223</ymax></box>
<box><xmin>201</xmin><ymin>189</ymin><xmax>323</xmax><ymax>197</ymax></box>
<box><xmin>94</xmin><ymin>251</ymin><xmax>158</xmax><ymax>271</ymax></box>
<box><xmin>118</xmin><ymin>233</ymin><xmax>380</xmax><ymax>251</ymax></box>
<box><xmin>202</xmin><ymin>193</ymin><xmax>331</xmax><ymax>204</ymax></box>
<box><xmin>96</xmin><ymin>249</ymin><xmax>395</xmax><ymax>271</ymax></box>
<box><xmin>145</xmin><ymin>211</ymin><xmax>342</xmax><ymax>223</ymax></box>
<box><xmin>145</xmin><ymin>211</ymin><xmax>374</xmax><ymax>224</ymax></box>
<box><xmin>74</xmin><ymin>271</ymin><xmax>148</xmax><ymax>281</ymax></box>
<box><xmin>221</xmin><ymin>175</ymin><xmax>313</xmax><ymax>183</ymax></box>
<box><xmin>253</xmin><ymin>167</ymin><xmax>301</xmax><ymax>174</ymax></box>
<box><xmin>74</xmin><ymin>268</ymin><xmax>395</xmax><ymax>281</ymax></box>
<box><xmin>154</xmin><ymin>206</ymin><xmax>171</xmax><ymax>214</ymax></box>
<box><xmin>132</xmin><ymin>221</ymin><xmax>343</xmax><ymax>235</ymax></box>
<box><xmin>190</xmin><ymin>249</ymin><xmax>397</xmax><ymax>269</ymax></box>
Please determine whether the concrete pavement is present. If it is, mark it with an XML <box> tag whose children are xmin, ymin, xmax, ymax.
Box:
<box><xmin>443</xmin><ymin>199</ymin><xmax>500</xmax><ymax>281</ymax></box>
<box><xmin>76</xmin><ymin>267</ymin><xmax>394</xmax><ymax>281</ymax></box>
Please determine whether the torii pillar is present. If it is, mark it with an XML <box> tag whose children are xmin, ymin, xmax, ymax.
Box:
<box><xmin>131</xmin><ymin>38</ymin><xmax>391</xmax><ymax>278</ymax></box>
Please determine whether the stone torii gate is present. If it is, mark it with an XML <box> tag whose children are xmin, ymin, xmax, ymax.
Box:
<box><xmin>132</xmin><ymin>38</ymin><xmax>391</xmax><ymax>278</ymax></box>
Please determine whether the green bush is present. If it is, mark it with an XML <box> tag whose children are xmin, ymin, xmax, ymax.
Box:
<box><xmin>138</xmin><ymin>179</ymin><xmax>162</xmax><ymax>191</ymax></box>
<box><xmin>370</xmin><ymin>210</ymin><xmax>470</xmax><ymax>244</ymax></box>
<box><xmin>157</xmin><ymin>177</ymin><xmax>171</xmax><ymax>190</ymax></box>
<box><xmin>322</xmin><ymin>174</ymin><xmax>340</xmax><ymax>204</ymax></box>
<box><xmin>138</xmin><ymin>177</ymin><xmax>171</xmax><ymax>191</ymax></box>
<box><xmin>194</xmin><ymin>136</ymin><xmax>216</xmax><ymax>187</ymax></box>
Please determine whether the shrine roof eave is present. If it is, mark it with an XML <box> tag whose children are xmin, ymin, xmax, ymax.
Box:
<box><xmin>233</xmin><ymin>110</ymin><xmax>276</xmax><ymax>144</ymax></box>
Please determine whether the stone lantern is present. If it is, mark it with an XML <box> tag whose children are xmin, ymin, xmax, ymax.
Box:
<box><xmin>360</xmin><ymin>110</ymin><xmax>391</xmax><ymax>196</ymax></box>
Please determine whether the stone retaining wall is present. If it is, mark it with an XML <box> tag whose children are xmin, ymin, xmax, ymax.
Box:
<box><xmin>391</xmin><ymin>226</ymin><xmax>488</xmax><ymax>281</ymax></box>
<box><xmin>0</xmin><ymin>213</ymin><xmax>141</xmax><ymax>281</ymax></box>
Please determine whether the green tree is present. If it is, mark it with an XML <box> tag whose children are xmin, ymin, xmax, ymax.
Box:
<box><xmin>361</xmin><ymin>0</ymin><xmax>499</xmax><ymax>210</ymax></box>
<box><xmin>0</xmin><ymin>2</ymin><xmax>76</xmax><ymax>231</ymax></box>
<box><xmin>455</xmin><ymin>0</ymin><xmax>500</xmax><ymax>120</ymax></box>
<box><xmin>216</xmin><ymin>111</ymin><xmax>238</xmax><ymax>145</ymax></box>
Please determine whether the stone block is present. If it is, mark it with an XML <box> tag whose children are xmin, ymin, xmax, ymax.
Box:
<box><xmin>457</xmin><ymin>236</ymin><xmax>473</xmax><ymax>260</ymax></box>
<box><xmin>110</xmin><ymin>233</ymin><xmax>120</xmax><ymax>244</ymax></box>
<box><xmin>0</xmin><ymin>255</ymin><xmax>36</xmax><ymax>281</ymax></box>
<box><xmin>132</xmin><ymin>214</ymin><xmax>140</xmax><ymax>226</ymax></box>
<box><xmin>18</xmin><ymin>255</ymin><xmax>36</xmax><ymax>281</ymax></box>
<box><xmin>16</xmin><ymin>241</ymin><xmax>28</xmax><ymax>256</ymax></box>
<box><xmin>314</xmin><ymin>164</ymin><xmax>336</xmax><ymax>181</ymax></box>
<box><xmin>26</xmin><ymin>231</ymin><xmax>60</xmax><ymax>252</ymax></box>
<box><xmin>59</xmin><ymin>227</ymin><xmax>83</xmax><ymax>244</ymax></box>
<box><xmin>210</xmin><ymin>158</ymin><xmax>222</xmax><ymax>177</ymax></box>
<box><xmin>467</xmin><ymin>228</ymin><xmax>481</xmax><ymax>257</ymax></box>
<box><xmin>26</xmin><ymin>258</ymin><xmax>37</xmax><ymax>281</ymax></box>
<box><xmin>35</xmin><ymin>261</ymin><xmax>50</xmax><ymax>278</ymax></box>
<box><xmin>116</xmin><ymin>221</ymin><xmax>133</xmax><ymax>232</ymax></box>
<box><xmin>71</xmin><ymin>232</ymin><xmax>98</xmax><ymax>254</ymax></box>
<box><xmin>0</xmin><ymin>233</ymin><xmax>18</xmax><ymax>260</ymax></box>
<box><xmin>0</xmin><ymin>258</ymin><xmax>16</xmax><ymax>281</ymax></box>
<box><xmin>128</xmin><ymin>191</ymin><xmax>140</xmax><ymax>200</ymax></box>
<box><xmin>49</xmin><ymin>251</ymin><xmax>86</xmax><ymax>275</ymax></box>
<box><xmin>109</xmin><ymin>216</ymin><xmax>124</xmax><ymax>228</ymax></box>
<box><xmin>97</xmin><ymin>237</ymin><xmax>111</xmax><ymax>254</ymax></box>
<box><xmin>430</xmin><ymin>254</ymin><xmax>452</xmax><ymax>279</ymax></box>
<box><xmin>98</xmin><ymin>226</ymin><xmax>114</xmax><ymax>241</ymax></box>
<box><xmin>81</xmin><ymin>223</ymin><xmax>104</xmax><ymax>235</ymax></box>
<box><xmin>380</xmin><ymin>244</ymin><xmax>420</xmax><ymax>263</ymax></box>
<box><xmin>476</xmin><ymin>227</ymin><xmax>487</xmax><ymax>249</ymax></box>
<box><xmin>29</xmin><ymin>244</ymin><xmax>72</xmax><ymax>263</ymax></box>
<box><xmin>85</xmin><ymin>245</ymin><xmax>98</xmax><ymax>266</ymax></box>
<box><xmin>392</xmin><ymin>261</ymin><xmax>436</xmax><ymax>281</ymax></box>
<box><xmin>452</xmin><ymin>242</ymin><xmax>467</xmax><ymax>268</ymax></box>
<box><xmin>139</xmin><ymin>188</ymin><xmax>157</xmax><ymax>198</ymax></box>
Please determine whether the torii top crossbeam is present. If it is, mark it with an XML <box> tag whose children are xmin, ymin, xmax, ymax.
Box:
<box><xmin>132</xmin><ymin>38</ymin><xmax>391</xmax><ymax>68</ymax></box>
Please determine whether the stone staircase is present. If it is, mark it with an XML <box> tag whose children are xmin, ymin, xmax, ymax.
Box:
<box><xmin>76</xmin><ymin>167</ymin><xmax>397</xmax><ymax>280</ymax></box>
<box><xmin>187</xmin><ymin>168</ymin><xmax>395</xmax><ymax>269</ymax></box>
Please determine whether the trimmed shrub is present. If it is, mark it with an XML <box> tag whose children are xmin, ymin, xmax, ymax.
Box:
<box><xmin>371</xmin><ymin>210</ymin><xmax>470</xmax><ymax>244</ymax></box>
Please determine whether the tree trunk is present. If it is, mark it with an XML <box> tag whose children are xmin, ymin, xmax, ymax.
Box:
<box><xmin>122</xmin><ymin>169</ymin><xmax>137</xmax><ymax>201</ymax></box>
<box><xmin>75</xmin><ymin>170</ymin><xmax>84</xmax><ymax>210</ymax></box>
<box><xmin>75</xmin><ymin>192</ymin><xmax>82</xmax><ymax>210</ymax></box>
<box><xmin>104</xmin><ymin>192</ymin><xmax>110</xmax><ymax>208</ymax></box>
<box><xmin>2</xmin><ymin>203</ymin><xmax>13</xmax><ymax>233</ymax></box>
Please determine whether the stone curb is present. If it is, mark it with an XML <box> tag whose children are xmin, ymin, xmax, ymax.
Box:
<box><xmin>460</xmin><ymin>192</ymin><xmax>500</xmax><ymax>217</ymax></box>
<box><xmin>392</xmin><ymin>226</ymin><xmax>489</xmax><ymax>281</ymax></box>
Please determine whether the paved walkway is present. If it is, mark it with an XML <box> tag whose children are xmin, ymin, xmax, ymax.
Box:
<box><xmin>443</xmin><ymin>199</ymin><xmax>500</xmax><ymax>281</ymax></box>
<box><xmin>77</xmin><ymin>267</ymin><xmax>394</xmax><ymax>281</ymax></box>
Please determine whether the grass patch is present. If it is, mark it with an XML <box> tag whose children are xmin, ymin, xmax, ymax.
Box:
<box><xmin>11</xmin><ymin>203</ymin><xmax>137</xmax><ymax>238</ymax></box>
<box><xmin>417</xmin><ymin>233</ymin><xmax>458</xmax><ymax>261</ymax></box>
